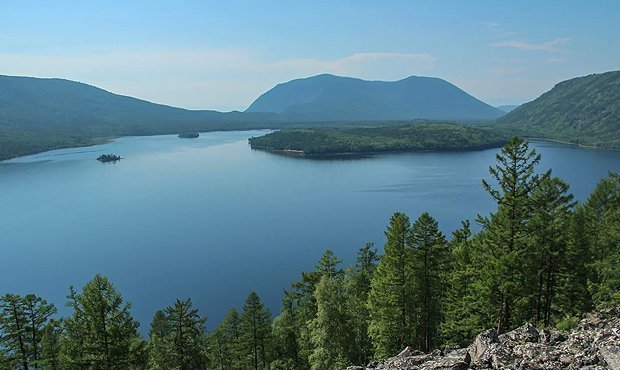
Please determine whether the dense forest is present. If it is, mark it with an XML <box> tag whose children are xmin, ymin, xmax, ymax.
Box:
<box><xmin>497</xmin><ymin>70</ymin><xmax>620</xmax><ymax>149</ymax></box>
<box><xmin>248</xmin><ymin>123</ymin><xmax>507</xmax><ymax>155</ymax></box>
<box><xmin>1</xmin><ymin>138</ymin><xmax>618</xmax><ymax>369</ymax></box>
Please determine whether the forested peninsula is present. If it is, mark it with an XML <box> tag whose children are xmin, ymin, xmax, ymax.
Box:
<box><xmin>1</xmin><ymin>138</ymin><xmax>619</xmax><ymax>369</ymax></box>
<box><xmin>248</xmin><ymin>123</ymin><xmax>507</xmax><ymax>156</ymax></box>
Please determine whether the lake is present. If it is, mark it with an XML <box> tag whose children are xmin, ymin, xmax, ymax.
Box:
<box><xmin>1</xmin><ymin>130</ymin><xmax>619</xmax><ymax>332</ymax></box>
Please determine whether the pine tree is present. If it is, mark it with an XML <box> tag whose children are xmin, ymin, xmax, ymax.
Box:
<box><xmin>440</xmin><ymin>220</ymin><xmax>488</xmax><ymax>347</ymax></box>
<box><xmin>477</xmin><ymin>137</ymin><xmax>546</xmax><ymax>333</ymax></box>
<box><xmin>270</xmin><ymin>291</ymin><xmax>303</xmax><ymax>369</ymax></box>
<box><xmin>410</xmin><ymin>212</ymin><xmax>448</xmax><ymax>352</ymax></box>
<box><xmin>527</xmin><ymin>176</ymin><xmax>574</xmax><ymax>326</ymax></box>
<box><xmin>584</xmin><ymin>173</ymin><xmax>620</xmax><ymax>307</ymax></box>
<box><xmin>286</xmin><ymin>249</ymin><xmax>344</xmax><ymax>367</ymax></box>
<box><xmin>344</xmin><ymin>243</ymin><xmax>379</xmax><ymax>365</ymax></box>
<box><xmin>308</xmin><ymin>275</ymin><xmax>351</xmax><ymax>370</ymax></box>
<box><xmin>207</xmin><ymin>308</ymin><xmax>243</xmax><ymax>370</ymax></box>
<box><xmin>61</xmin><ymin>275</ymin><xmax>146</xmax><ymax>369</ymax></box>
<box><xmin>0</xmin><ymin>293</ymin><xmax>58</xmax><ymax>370</ymax></box>
<box><xmin>240</xmin><ymin>292</ymin><xmax>271</xmax><ymax>370</ymax></box>
<box><xmin>0</xmin><ymin>294</ymin><xmax>30</xmax><ymax>370</ymax></box>
<box><xmin>151</xmin><ymin>298</ymin><xmax>207</xmax><ymax>370</ymax></box>
<box><xmin>368</xmin><ymin>212</ymin><xmax>414</xmax><ymax>358</ymax></box>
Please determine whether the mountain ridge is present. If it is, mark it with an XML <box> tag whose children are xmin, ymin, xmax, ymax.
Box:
<box><xmin>496</xmin><ymin>70</ymin><xmax>620</xmax><ymax>148</ymax></box>
<box><xmin>246</xmin><ymin>74</ymin><xmax>505</xmax><ymax>121</ymax></box>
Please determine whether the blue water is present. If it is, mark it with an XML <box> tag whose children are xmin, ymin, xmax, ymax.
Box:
<box><xmin>1</xmin><ymin>130</ymin><xmax>618</xmax><ymax>332</ymax></box>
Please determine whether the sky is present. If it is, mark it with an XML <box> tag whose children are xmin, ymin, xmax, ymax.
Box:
<box><xmin>1</xmin><ymin>1</ymin><xmax>619</xmax><ymax>111</ymax></box>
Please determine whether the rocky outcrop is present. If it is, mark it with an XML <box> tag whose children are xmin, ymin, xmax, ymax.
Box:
<box><xmin>348</xmin><ymin>305</ymin><xmax>620</xmax><ymax>369</ymax></box>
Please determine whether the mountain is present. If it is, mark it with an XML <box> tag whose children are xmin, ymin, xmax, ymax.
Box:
<box><xmin>246</xmin><ymin>74</ymin><xmax>505</xmax><ymax>121</ymax></box>
<box><xmin>496</xmin><ymin>104</ymin><xmax>520</xmax><ymax>113</ymax></box>
<box><xmin>496</xmin><ymin>70</ymin><xmax>620</xmax><ymax>148</ymax></box>
<box><xmin>0</xmin><ymin>75</ymin><xmax>277</xmax><ymax>159</ymax></box>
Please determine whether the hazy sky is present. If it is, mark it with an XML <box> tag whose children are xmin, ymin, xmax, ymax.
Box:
<box><xmin>1</xmin><ymin>1</ymin><xmax>619</xmax><ymax>111</ymax></box>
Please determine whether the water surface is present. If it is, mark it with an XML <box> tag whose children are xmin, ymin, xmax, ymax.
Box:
<box><xmin>1</xmin><ymin>131</ymin><xmax>618</xmax><ymax>331</ymax></box>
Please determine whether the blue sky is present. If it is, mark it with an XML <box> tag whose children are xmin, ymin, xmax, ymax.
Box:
<box><xmin>1</xmin><ymin>1</ymin><xmax>619</xmax><ymax>110</ymax></box>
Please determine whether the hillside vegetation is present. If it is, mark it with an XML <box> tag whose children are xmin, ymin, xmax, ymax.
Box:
<box><xmin>496</xmin><ymin>70</ymin><xmax>620</xmax><ymax>148</ymax></box>
<box><xmin>249</xmin><ymin>123</ymin><xmax>507</xmax><ymax>155</ymax></box>
<box><xmin>246</xmin><ymin>74</ymin><xmax>505</xmax><ymax>121</ymax></box>
<box><xmin>0</xmin><ymin>75</ymin><xmax>278</xmax><ymax>160</ymax></box>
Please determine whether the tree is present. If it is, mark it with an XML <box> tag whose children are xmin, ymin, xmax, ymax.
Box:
<box><xmin>368</xmin><ymin>212</ymin><xmax>414</xmax><ymax>358</ymax></box>
<box><xmin>410</xmin><ymin>212</ymin><xmax>448</xmax><ymax>352</ymax></box>
<box><xmin>527</xmin><ymin>176</ymin><xmax>574</xmax><ymax>326</ymax></box>
<box><xmin>440</xmin><ymin>220</ymin><xmax>488</xmax><ymax>347</ymax></box>
<box><xmin>584</xmin><ymin>173</ymin><xmax>620</xmax><ymax>307</ymax></box>
<box><xmin>61</xmin><ymin>275</ymin><xmax>146</xmax><ymax>369</ymax></box>
<box><xmin>207</xmin><ymin>308</ymin><xmax>242</xmax><ymax>370</ymax></box>
<box><xmin>0</xmin><ymin>294</ymin><xmax>30</xmax><ymax>370</ymax></box>
<box><xmin>270</xmin><ymin>291</ymin><xmax>303</xmax><ymax>369</ymax></box>
<box><xmin>477</xmin><ymin>137</ymin><xmax>546</xmax><ymax>333</ymax></box>
<box><xmin>0</xmin><ymin>293</ymin><xmax>58</xmax><ymax>370</ymax></box>
<box><xmin>308</xmin><ymin>275</ymin><xmax>351</xmax><ymax>370</ymax></box>
<box><xmin>240</xmin><ymin>292</ymin><xmax>271</xmax><ymax>370</ymax></box>
<box><xmin>344</xmin><ymin>243</ymin><xmax>379</xmax><ymax>365</ymax></box>
<box><xmin>148</xmin><ymin>298</ymin><xmax>207</xmax><ymax>370</ymax></box>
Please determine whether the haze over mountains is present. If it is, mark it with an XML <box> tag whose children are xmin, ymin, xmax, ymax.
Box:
<box><xmin>246</xmin><ymin>74</ymin><xmax>505</xmax><ymax>121</ymax></box>
<box><xmin>0</xmin><ymin>70</ymin><xmax>619</xmax><ymax>159</ymax></box>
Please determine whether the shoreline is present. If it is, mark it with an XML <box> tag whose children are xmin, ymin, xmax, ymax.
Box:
<box><xmin>2</xmin><ymin>130</ymin><xmax>617</xmax><ymax>162</ymax></box>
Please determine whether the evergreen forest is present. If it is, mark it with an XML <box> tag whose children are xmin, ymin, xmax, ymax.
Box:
<box><xmin>1</xmin><ymin>137</ymin><xmax>618</xmax><ymax>369</ymax></box>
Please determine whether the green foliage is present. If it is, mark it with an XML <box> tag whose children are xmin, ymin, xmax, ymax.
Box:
<box><xmin>344</xmin><ymin>243</ymin><xmax>379</xmax><ymax>365</ymax></box>
<box><xmin>308</xmin><ymin>275</ymin><xmax>351</xmax><ymax>370</ymax></box>
<box><xmin>0</xmin><ymin>293</ymin><xmax>58</xmax><ymax>369</ymax></box>
<box><xmin>368</xmin><ymin>212</ymin><xmax>414</xmax><ymax>358</ymax></box>
<box><xmin>476</xmin><ymin>137</ymin><xmax>547</xmax><ymax>332</ymax></box>
<box><xmin>410</xmin><ymin>213</ymin><xmax>448</xmax><ymax>352</ymax></box>
<box><xmin>240</xmin><ymin>292</ymin><xmax>272</xmax><ymax>370</ymax></box>
<box><xmin>249</xmin><ymin>122</ymin><xmax>507</xmax><ymax>155</ymax></box>
<box><xmin>207</xmin><ymin>308</ymin><xmax>243</xmax><ymax>370</ymax></box>
<box><xmin>148</xmin><ymin>298</ymin><xmax>207</xmax><ymax>370</ymax></box>
<box><xmin>61</xmin><ymin>275</ymin><xmax>146</xmax><ymax>369</ymax></box>
<box><xmin>496</xmin><ymin>70</ymin><xmax>620</xmax><ymax>149</ymax></box>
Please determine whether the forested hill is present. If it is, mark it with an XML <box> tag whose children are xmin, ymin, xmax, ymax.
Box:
<box><xmin>496</xmin><ymin>70</ymin><xmax>620</xmax><ymax>148</ymax></box>
<box><xmin>249</xmin><ymin>123</ymin><xmax>507</xmax><ymax>155</ymax></box>
<box><xmin>245</xmin><ymin>74</ymin><xmax>505</xmax><ymax>121</ymax></box>
<box><xmin>0</xmin><ymin>75</ymin><xmax>278</xmax><ymax>159</ymax></box>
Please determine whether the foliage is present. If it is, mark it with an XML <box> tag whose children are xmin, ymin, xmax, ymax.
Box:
<box><xmin>496</xmin><ymin>70</ymin><xmax>620</xmax><ymax>149</ymax></box>
<box><xmin>249</xmin><ymin>122</ymin><xmax>507</xmax><ymax>155</ymax></box>
<box><xmin>61</xmin><ymin>274</ymin><xmax>146</xmax><ymax>369</ymax></box>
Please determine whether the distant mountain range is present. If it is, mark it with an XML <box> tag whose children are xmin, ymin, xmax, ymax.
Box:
<box><xmin>497</xmin><ymin>70</ymin><xmax>620</xmax><ymax>148</ymax></box>
<box><xmin>246</xmin><ymin>74</ymin><xmax>505</xmax><ymax>121</ymax></box>
<box><xmin>0</xmin><ymin>70</ymin><xmax>618</xmax><ymax>159</ymax></box>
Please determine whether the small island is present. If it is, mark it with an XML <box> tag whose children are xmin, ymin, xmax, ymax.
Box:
<box><xmin>249</xmin><ymin>123</ymin><xmax>507</xmax><ymax>156</ymax></box>
<box><xmin>178</xmin><ymin>132</ymin><xmax>200</xmax><ymax>139</ymax></box>
<box><xmin>96</xmin><ymin>154</ymin><xmax>122</xmax><ymax>163</ymax></box>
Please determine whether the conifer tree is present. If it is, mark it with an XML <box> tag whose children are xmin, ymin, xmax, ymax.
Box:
<box><xmin>149</xmin><ymin>298</ymin><xmax>207</xmax><ymax>370</ymax></box>
<box><xmin>477</xmin><ymin>137</ymin><xmax>546</xmax><ymax>333</ymax></box>
<box><xmin>308</xmin><ymin>275</ymin><xmax>351</xmax><ymax>370</ymax></box>
<box><xmin>207</xmin><ymin>308</ymin><xmax>243</xmax><ymax>370</ymax></box>
<box><xmin>584</xmin><ymin>173</ymin><xmax>620</xmax><ymax>307</ymax></box>
<box><xmin>240</xmin><ymin>292</ymin><xmax>271</xmax><ymax>370</ymax></box>
<box><xmin>0</xmin><ymin>294</ymin><xmax>30</xmax><ymax>370</ymax></box>
<box><xmin>440</xmin><ymin>221</ymin><xmax>488</xmax><ymax>346</ymax></box>
<box><xmin>527</xmin><ymin>176</ymin><xmax>574</xmax><ymax>326</ymax></box>
<box><xmin>344</xmin><ymin>243</ymin><xmax>379</xmax><ymax>365</ymax></box>
<box><xmin>368</xmin><ymin>212</ymin><xmax>414</xmax><ymax>358</ymax></box>
<box><xmin>410</xmin><ymin>212</ymin><xmax>448</xmax><ymax>352</ymax></box>
<box><xmin>270</xmin><ymin>291</ymin><xmax>304</xmax><ymax>369</ymax></box>
<box><xmin>61</xmin><ymin>275</ymin><xmax>146</xmax><ymax>370</ymax></box>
